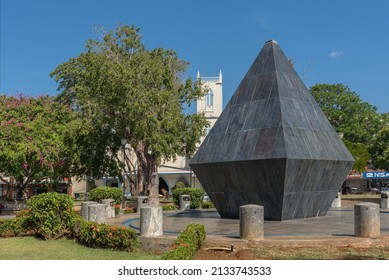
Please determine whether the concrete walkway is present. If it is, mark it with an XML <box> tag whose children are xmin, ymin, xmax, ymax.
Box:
<box><xmin>107</xmin><ymin>206</ymin><xmax>389</xmax><ymax>249</ymax></box>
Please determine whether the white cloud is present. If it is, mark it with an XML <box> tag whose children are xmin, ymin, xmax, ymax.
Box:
<box><xmin>329</xmin><ymin>51</ymin><xmax>344</xmax><ymax>58</ymax></box>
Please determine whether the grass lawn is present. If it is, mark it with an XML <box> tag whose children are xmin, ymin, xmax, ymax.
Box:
<box><xmin>0</xmin><ymin>236</ymin><xmax>159</xmax><ymax>260</ymax></box>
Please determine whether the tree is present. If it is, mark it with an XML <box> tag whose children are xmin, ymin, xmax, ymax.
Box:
<box><xmin>310</xmin><ymin>84</ymin><xmax>384</xmax><ymax>145</ymax></box>
<box><xmin>369</xmin><ymin>125</ymin><xmax>389</xmax><ymax>170</ymax></box>
<box><xmin>0</xmin><ymin>95</ymin><xmax>75</xmax><ymax>200</ymax></box>
<box><xmin>51</xmin><ymin>25</ymin><xmax>208</xmax><ymax>205</ymax></box>
<box><xmin>310</xmin><ymin>84</ymin><xmax>388</xmax><ymax>171</ymax></box>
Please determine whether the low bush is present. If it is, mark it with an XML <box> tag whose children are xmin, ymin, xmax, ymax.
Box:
<box><xmin>88</xmin><ymin>186</ymin><xmax>123</xmax><ymax>205</ymax></box>
<box><xmin>123</xmin><ymin>207</ymin><xmax>135</xmax><ymax>214</ymax></box>
<box><xmin>201</xmin><ymin>201</ymin><xmax>215</xmax><ymax>209</ymax></box>
<box><xmin>0</xmin><ymin>218</ymin><xmax>26</xmax><ymax>237</ymax></box>
<box><xmin>26</xmin><ymin>192</ymin><xmax>75</xmax><ymax>240</ymax></box>
<box><xmin>172</xmin><ymin>187</ymin><xmax>205</xmax><ymax>209</ymax></box>
<box><xmin>72</xmin><ymin>217</ymin><xmax>139</xmax><ymax>252</ymax></box>
<box><xmin>162</xmin><ymin>204</ymin><xmax>177</xmax><ymax>211</ymax></box>
<box><xmin>160</xmin><ymin>223</ymin><xmax>206</xmax><ymax>260</ymax></box>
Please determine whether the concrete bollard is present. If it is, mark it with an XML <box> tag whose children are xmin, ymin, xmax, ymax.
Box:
<box><xmin>102</xmin><ymin>198</ymin><xmax>115</xmax><ymax>218</ymax></box>
<box><xmin>179</xmin><ymin>195</ymin><xmax>191</xmax><ymax>211</ymax></box>
<box><xmin>140</xmin><ymin>206</ymin><xmax>163</xmax><ymax>237</ymax></box>
<box><xmin>239</xmin><ymin>204</ymin><xmax>264</xmax><ymax>241</ymax></box>
<box><xmin>354</xmin><ymin>202</ymin><xmax>380</xmax><ymax>238</ymax></box>
<box><xmin>88</xmin><ymin>203</ymin><xmax>107</xmax><ymax>224</ymax></box>
<box><xmin>331</xmin><ymin>192</ymin><xmax>341</xmax><ymax>208</ymax></box>
<box><xmin>137</xmin><ymin>196</ymin><xmax>149</xmax><ymax>213</ymax></box>
<box><xmin>380</xmin><ymin>192</ymin><xmax>389</xmax><ymax>209</ymax></box>
<box><xmin>81</xmin><ymin>201</ymin><xmax>97</xmax><ymax>221</ymax></box>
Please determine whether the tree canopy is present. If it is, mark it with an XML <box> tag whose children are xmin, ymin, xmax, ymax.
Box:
<box><xmin>0</xmin><ymin>94</ymin><xmax>75</xmax><ymax>199</ymax></box>
<box><xmin>310</xmin><ymin>83</ymin><xmax>387</xmax><ymax>171</ymax></box>
<box><xmin>369</xmin><ymin>124</ymin><xmax>389</xmax><ymax>170</ymax></box>
<box><xmin>51</xmin><ymin>25</ymin><xmax>208</xmax><ymax>204</ymax></box>
<box><xmin>310</xmin><ymin>84</ymin><xmax>383</xmax><ymax>145</ymax></box>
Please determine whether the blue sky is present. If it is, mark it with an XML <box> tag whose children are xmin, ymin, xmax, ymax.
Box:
<box><xmin>1</xmin><ymin>0</ymin><xmax>388</xmax><ymax>113</ymax></box>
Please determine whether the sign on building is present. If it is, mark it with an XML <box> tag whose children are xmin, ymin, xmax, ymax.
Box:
<box><xmin>363</xmin><ymin>171</ymin><xmax>389</xmax><ymax>179</ymax></box>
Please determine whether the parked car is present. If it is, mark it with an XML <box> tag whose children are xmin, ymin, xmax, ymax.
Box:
<box><xmin>342</xmin><ymin>187</ymin><xmax>363</xmax><ymax>194</ymax></box>
<box><xmin>368</xmin><ymin>188</ymin><xmax>381</xmax><ymax>194</ymax></box>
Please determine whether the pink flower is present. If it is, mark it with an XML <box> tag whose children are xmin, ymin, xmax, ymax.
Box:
<box><xmin>16</xmin><ymin>122</ymin><xmax>23</xmax><ymax>127</ymax></box>
<box><xmin>23</xmin><ymin>163</ymin><xmax>29</xmax><ymax>170</ymax></box>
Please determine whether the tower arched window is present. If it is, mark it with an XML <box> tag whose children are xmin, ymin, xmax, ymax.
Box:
<box><xmin>205</xmin><ymin>89</ymin><xmax>214</xmax><ymax>107</ymax></box>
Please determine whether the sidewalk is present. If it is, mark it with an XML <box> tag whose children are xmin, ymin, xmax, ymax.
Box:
<box><xmin>107</xmin><ymin>206</ymin><xmax>389</xmax><ymax>249</ymax></box>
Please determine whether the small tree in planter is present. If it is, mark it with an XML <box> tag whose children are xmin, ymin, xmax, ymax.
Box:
<box><xmin>172</xmin><ymin>187</ymin><xmax>205</xmax><ymax>209</ymax></box>
<box><xmin>88</xmin><ymin>186</ymin><xmax>123</xmax><ymax>205</ymax></box>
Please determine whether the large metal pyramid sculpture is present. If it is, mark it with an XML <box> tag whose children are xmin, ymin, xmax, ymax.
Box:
<box><xmin>190</xmin><ymin>40</ymin><xmax>355</xmax><ymax>220</ymax></box>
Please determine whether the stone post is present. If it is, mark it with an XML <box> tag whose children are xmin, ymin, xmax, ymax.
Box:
<box><xmin>81</xmin><ymin>201</ymin><xmax>97</xmax><ymax>221</ymax></box>
<box><xmin>239</xmin><ymin>204</ymin><xmax>264</xmax><ymax>241</ymax></box>
<box><xmin>380</xmin><ymin>192</ymin><xmax>389</xmax><ymax>209</ymax></box>
<box><xmin>137</xmin><ymin>196</ymin><xmax>149</xmax><ymax>213</ymax></box>
<box><xmin>354</xmin><ymin>202</ymin><xmax>380</xmax><ymax>238</ymax></box>
<box><xmin>102</xmin><ymin>198</ymin><xmax>115</xmax><ymax>218</ymax></box>
<box><xmin>88</xmin><ymin>203</ymin><xmax>107</xmax><ymax>224</ymax></box>
<box><xmin>331</xmin><ymin>192</ymin><xmax>341</xmax><ymax>208</ymax></box>
<box><xmin>179</xmin><ymin>194</ymin><xmax>191</xmax><ymax>211</ymax></box>
<box><xmin>140</xmin><ymin>206</ymin><xmax>163</xmax><ymax>237</ymax></box>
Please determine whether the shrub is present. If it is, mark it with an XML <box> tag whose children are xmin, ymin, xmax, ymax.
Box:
<box><xmin>88</xmin><ymin>186</ymin><xmax>123</xmax><ymax>205</ymax></box>
<box><xmin>162</xmin><ymin>204</ymin><xmax>177</xmax><ymax>211</ymax></box>
<box><xmin>124</xmin><ymin>207</ymin><xmax>135</xmax><ymax>214</ymax></box>
<box><xmin>201</xmin><ymin>201</ymin><xmax>215</xmax><ymax>209</ymax></box>
<box><xmin>26</xmin><ymin>192</ymin><xmax>75</xmax><ymax>240</ymax></box>
<box><xmin>114</xmin><ymin>204</ymin><xmax>121</xmax><ymax>216</ymax></box>
<box><xmin>160</xmin><ymin>223</ymin><xmax>206</xmax><ymax>260</ymax></box>
<box><xmin>172</xmin><ymin>187</ymin><xmax>205</xmax><ymax>209</ymax></box>
<box><xmin>0</xmin><ymin>218</ymin><xmax>24</xmax><ymax>237</ymax></box>
<box><xmin>72</xmin><ymin>217</ymin><xmax>139</xmax><ymax>252</ymax></box>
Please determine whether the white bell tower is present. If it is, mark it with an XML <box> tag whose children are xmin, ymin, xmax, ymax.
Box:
<box><xmin>197</xmin><ymin>70</ymin><xmax>223</xmax><ymax>132</ymax></box>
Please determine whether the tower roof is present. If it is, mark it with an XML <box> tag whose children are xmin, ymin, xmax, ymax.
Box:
<box><xmin>191</xmin><ymin>40</ymin><xmax>354</xmax><ymax>164</ymax></box>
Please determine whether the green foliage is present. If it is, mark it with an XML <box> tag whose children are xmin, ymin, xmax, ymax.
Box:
<box><xmin>160</xmin><ymin>223</ymin><xmax>206</xmax><ymax>260</ymax></box>
<box><xmin>72</xmin><ymin>217</ymin><xmax>139</xmax><ymax>252</ymax></box>
<box><xmin>26</xmin><ymin>192</ymin><xmax>75</xmax><ymax>240</ymax></box>
<box><xmin>0</xmin><ymin>95</ymin><xmax>76</xmax><ymax>196</ymax></box>
<box><xmin>0</xmin><ymin>217</ymin><xmax>27</xmax><ymax>237</ymax></box>
<box><xmin>51</xmin><ymin>24</ymin><xmax>208</xmax><ymax>197</ymax></box>
<box><xmin>88</xmin><ymin>186</ymin><xmax>123</xmax><ymax>205</ymax></box>
<box><xmin>162</xmin><ymin>204</ymin><xmax>177</xmax><ymax>211</ymax></box>
<box><xmin>310</xmin><ymin>83</ymin><xmax>389</xmax><ymax>170</ymax></box>
<box><xmin>201</xmin><ymin>201</ymin><xmax>215</xmax><ymax>209</ymax></box>
<box><xmin>369</xmin><ymin>125</ymin><xmax>389</xmax><ymax>170</ymax></box>
<box><xmin>343</xmin><ymin>140</ymin><xmax>372</xmax><ymax>172</ymax></box>
<box><xmin>310</xmin><ymin>84</ymin><xmax>384</xmax><ymax>145</ymax></box>
<box><xmin>172</xmin><ymin>187</ymin><xmax>205</xmax><ymax>209</ymax></box>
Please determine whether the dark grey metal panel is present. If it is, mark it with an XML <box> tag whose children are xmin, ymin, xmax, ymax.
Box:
<box><xmin>234</xmin><ymin>129</ymin><xmax>260</xmax><ymax>161</ymax></box>
<box><xmin>226</xmin><ymin>103</ymin><xmax>249</xmax><ymax>133</ymax></box>
<box><xmin>251</xmin><ymin>72</ymin><xmax>276</xmax><ymax>101</ymax></box>
<box><xmin>243</xmin><ymin>99</ymin><xmax>268</xmax><ymax>130</ymax></box>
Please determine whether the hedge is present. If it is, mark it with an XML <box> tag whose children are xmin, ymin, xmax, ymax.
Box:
<box><xmin>160</xmin><ymin>223</ymin><xmax>206</xmax><ymax>260</ymax></box>
<box><xmin>72</xmin><ymin>216</ymin><xmax>139</xmax><ymax>252</ymax></box>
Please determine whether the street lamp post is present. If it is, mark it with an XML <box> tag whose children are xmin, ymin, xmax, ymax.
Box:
<box><xmin>121</xmin><ymin>139</ymin><xmax>128</xmax><ymax>208</ymax></box>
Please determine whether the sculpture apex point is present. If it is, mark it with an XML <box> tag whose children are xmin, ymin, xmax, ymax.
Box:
<box><xmin>265</xmin><ymin>39</ymin><xmax>278</xmax><ymax>44</ymax></box>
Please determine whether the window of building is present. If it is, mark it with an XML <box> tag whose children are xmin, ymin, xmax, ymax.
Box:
<box><xmin>205</xmin><ymin>89</ymin><xmax>214</xmax><ymax>107</ymax></box>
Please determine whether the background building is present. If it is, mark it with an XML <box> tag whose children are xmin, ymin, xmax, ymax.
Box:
<box><xmin>157</xmin><ymin>71</ymin><xmax>223</xmax><ymax>193</ymax></box>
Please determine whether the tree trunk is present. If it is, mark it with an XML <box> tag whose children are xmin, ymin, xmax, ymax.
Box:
<box><xmin>5</xmin><ymin>183</ymin><xmax>14</xmax><ymax>201</ymax></box>
<box><xmin>135</xmin><ymin>141</ymin><xmax>159</xmax><ymax>206</ymax></box>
